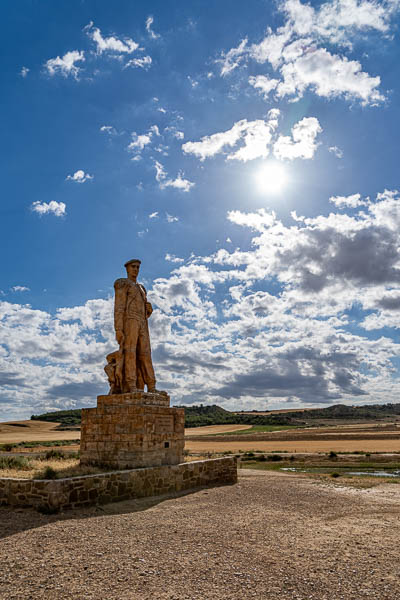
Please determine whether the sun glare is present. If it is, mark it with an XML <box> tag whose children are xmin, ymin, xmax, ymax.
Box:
<box><xmin>255</xmin><ymin>162</ymin><xmax>287</xmax><ymax>194</ymax></box>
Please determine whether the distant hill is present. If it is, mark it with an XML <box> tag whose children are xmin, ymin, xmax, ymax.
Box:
<box><xmin>31</xmin><ymin>402</ymin><xmax>400</xmax><ymax>429</ymax></box>
<box><xmin>183</xmin><ymin>405</ymin><xmax>293</xmax><ymax>427</ymax></box>
<box><xmin>279</xmin><ymin>403</ymin><xmax>400</xmax><ymax>420</ymax></box>
<box><xmin>31</xmin><ymin>409</ymin><xmax>81</xmax><ymax>427</ymax></box>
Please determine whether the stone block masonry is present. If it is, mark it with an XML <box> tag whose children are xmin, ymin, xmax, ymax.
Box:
<box><xmin>0</xmin><ymin>457</ymin><xmax>237</xmax><ymax>512</ymax></box>
<box><xmin>80</xmin><ymin>391</ymin><xmax>185</xmax><ymax>469</ymax></box>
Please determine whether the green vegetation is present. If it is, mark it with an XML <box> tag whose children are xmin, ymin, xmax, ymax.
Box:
<box><xmin>31</xmin><ymin>409</ymin><xmax>82</xmax><ymax>426</ymax></box>
<box><xmin>0</xmin><ymin>455</ymin><xmax>32</xmax><ymax>470</ymax></box>
<box><xmin>0</xmin><ymin>439</ymin><xmax>79</xmax><ymax>451</ymax></box>
<box><xmin>183</xmin><ymin>405</ymin><xmax>294</xmax><ymax>427</ymax></box>
<box><xmin>276</xmin><ymin>402</ymin><xmax>400</xmax><ymax>420</ymax></box>
<box><xmin>30</xmin><ymin>400</ymin><xmax>400</xmax><ymax>429</ymax></box>
<box><xmin>37</xmin><ymin>466</ymin><xmax>58</xmax><ymax>480</ymax></box>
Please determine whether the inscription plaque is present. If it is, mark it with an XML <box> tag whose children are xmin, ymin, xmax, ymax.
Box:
<box><xmin>155</xmin><ymin>415</ymin><xmax>174</xmax><ymax>433</ymax></box>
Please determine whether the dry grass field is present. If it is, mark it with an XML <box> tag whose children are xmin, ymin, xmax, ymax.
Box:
<box><xmin>0</xmin><ymin>420</ymin><xmax>79</xmax><ymax>444</ymax></box>
<box><xmin>1</xmin><ymin>419</ymin><xmax>400</xmax><ymax>454</ymax></box>
<box><xmin>185</xmin><ymin>438</ymin><xmax>400</xmax><ymax>453</ymax></box>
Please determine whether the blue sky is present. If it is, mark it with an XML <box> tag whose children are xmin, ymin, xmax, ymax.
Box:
<box><xmin>1</xmin><ymin>0</ymin><xmax>400</xmax><ymax>420</ymax></box>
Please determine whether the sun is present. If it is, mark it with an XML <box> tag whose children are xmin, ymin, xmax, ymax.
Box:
<box><xmin>255</xmin><ymin>162</ymin><xmax>287</xmax><ymax>194</ymax></box>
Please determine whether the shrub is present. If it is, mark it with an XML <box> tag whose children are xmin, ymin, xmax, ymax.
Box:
<box><xmin>44</xmin><ymin>449</ymin><xmax>66</xmax><ymax>460</ymax></box>
<box><xmin>328</xmin><ymin>451</ymin><xmax>338</xmax><ymax>459</ymax></box>
<box><xmin>289</xmin><ymin>455</ymin><xmax>295</xmax><ymax>462</ymax></box>
<box><xmin>256</xmin><ymin>454</ymin><xmax>267</xmax><ymax>462</ymax></box>
<box><xmin>1</xmin><ymin>443</ymin><xmax>16</xmax><ymax>452</ymax></box>
<box><xmin>330</xmin><ymin>472</ymin><xmax>340</xmax><ymax>478</ymax></box>
<box><xmin>267</xmin><ymin>454</ymin><xmax>283</xmax><ymax>462</ymax></box>
<box><xmin>0</xmin><ymin>455</ymin><xmax>31</xmax><ymax>470</ymax></box>
<box><xmin>38</xmin><ymin>466</ymin><xmax>58</xmax><ymax>480</ymax></box>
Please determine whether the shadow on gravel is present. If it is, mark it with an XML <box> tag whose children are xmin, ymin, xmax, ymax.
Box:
<box><xmin>0</xmin><ymin>487</ymin><xmax>203</xmax><ymax>540</ymax></box>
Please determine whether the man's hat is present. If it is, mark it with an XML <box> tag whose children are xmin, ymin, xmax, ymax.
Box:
<box><xmin>124</xmin><ymin>259</ymin><xmax>141</xmax><ymax>268</ymax></box>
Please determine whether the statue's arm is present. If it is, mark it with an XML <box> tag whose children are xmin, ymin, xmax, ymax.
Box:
<box><xmin>140</xmin><ymin>284</ymin><xmax>153</xmax><ymax>318</ymax></box>
<box><xmin>114</xmin><ymin>279</ymin><xmax>127</xmax><ymax>343</ymax></box>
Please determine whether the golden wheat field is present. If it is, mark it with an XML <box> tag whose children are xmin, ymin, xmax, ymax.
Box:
<box><xmin>0</xmin><ymin>420</ymin><xmax>80</xmax><ymax>444</ymax></box>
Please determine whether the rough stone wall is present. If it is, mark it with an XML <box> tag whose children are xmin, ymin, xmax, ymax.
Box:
<box><xmin>0</xmin><ymin>457</ymin><xmax>237</xmax><ymax>512</ymax></box>
<box><xmin>80</xmin><ymin>392</ymin><xmax>185</xmax><ymax>469</ymax></box>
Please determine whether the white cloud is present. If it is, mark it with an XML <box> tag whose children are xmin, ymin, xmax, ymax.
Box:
<box><xmin>228</xmin><ymin>208</ymin><xmax>277</xmax><ymax>231</ymax></box>
<box><xmin>276</xmin><ymin>47</ymin><xmax>384</xmax><ymax>104</ymax></box>
<box><xmin>227</xmin><ymin>120</ymin><xmax>276</xmax><ymax>162</ymax></box>
<box><xmin>273</xmin><ymin>117</ymin><xmax>322</xmax><ymax>160</ymax></box>
<box><xmin>182</xmin><ymin>117</ymin><xmax>276</xmax><ymax>162</ymax></box>
<box><xmin>125</xmin><ymin>56</ymin><xmax>152</xmax><ymax>69</ymax></box>
<box><xmin>20</xmin><ymin>67</ymin><xmax>29</xmax><ymax>78</ymax></box>
<box><xmin>250</xmin><ymin>27</ymin><xmax>292</xmax><ymax>68</ymax></box>
<box><xmin>100</xmin><ymin>125</ymin><xmax>118</xmax><ymax>135</ymax></box>
<box><xmin>129</xmin><ymin>134</ymin><xmax>152</xmax><ymax>152</ymax></box>
<box><xmin>329</xmin><ymin>145</ymin><xmax>343</xmax><ymax>158</ymax></box>
<box><xmin>11</xmin><ymin>286</ymin><xmax>30</xmax><ymax>293</ymax></box>
<box><xmin>249</xmin><ymin>75</ymin><xmax>279</xmax><ymax>98</ymax></box>
<box><xmin>183</xmin><ymin>113</ymin><xmax>322</xmax><ymax>163</ymax></box>
<box><xmin>154</xmin><ymin>160</ymin><xmax>167</xmax><ymax>182</ymax></box>
<box><xmin>166</xmin><ymin>213</ymin><xmax>179</xmax><ymax>222</ymax></box>
<box><xmin>153</xmin><ymin>161</ymin><xmax>195</xmax><ymax>193</ymax></box>
<box><xmin>66</xmin><ymin>169</ymin><xmax>94</xmax><ymax>183</ymax></box>
<box><xmin>85</xmin><ymin>22</ymin><xmax>139</xmax><ymax>55</ymax></box>
<box><xmin>164</xmin><ymin>127</ymin><xmax>185</xmax><ymax>140</ymax></box>
<box><xmin>329</xmin><ymin>193</ymin><xmax>368</xmax><ymax>208</ymax></box>
<box><xmin>149</xmin><ymin>211</ymin><xmax>159</xmax><ymax>219</ymax></box>
<box><xmin>162</xmin><ymin>173</ymin><xmax>195</xmax><ymax>193</ymax></box>
<box><xmin>285</xmin><ymin>0</ymin><xmax>396</xmax><ymax>44</ymax></box>
<box><xmin>165</xmin><ymin>253</ymin><xmax>184</xmax><ymax>263</ymax></box>
<box><xmin>219</xmin><ymin>38</ymin><xmax>248</xmax><ymax>76</ymax></box>
<box><xmin>220</xmin><ymin>0</ymin><xmax>396</xmax><ymax>106</ymax></box>
<box><xmin>146</xmin><ymin>16</ymin><xmax>160</xmax><ymax>39</ymax></box>
<box><xmin>45</xmin><ymin>51</ymin><xmax>85</xmax><ymax>79</ymax></box>
<box><xmin>31</xmin><ymin>201</ymin><xmax>66</xmax><ymax>217</ymax></box>
<box><xmin>128</xmin><ymin>125</ymin><xmax>160</xmax><ymax>156</ymax></box>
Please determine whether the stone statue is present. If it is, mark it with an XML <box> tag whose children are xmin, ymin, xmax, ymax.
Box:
<box><xmin>105</xmin><ymin>259</ymin><xmax>157</xmax><ymax>394</ymax></box>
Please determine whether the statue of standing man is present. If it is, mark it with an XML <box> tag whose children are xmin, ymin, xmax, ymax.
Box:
<box><xmin>106</xmin><ymin>259</ymin><xmax>157</xmax><ymax>394</ymax></box>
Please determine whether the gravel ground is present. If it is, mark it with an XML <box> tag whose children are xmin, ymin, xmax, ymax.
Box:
<box><xmin>1</xmin><ymin>470</ymin><xmax>400</xmax><ymax>599</ymax></box>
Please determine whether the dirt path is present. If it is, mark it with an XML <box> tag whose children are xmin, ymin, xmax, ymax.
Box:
<box><xmin>1</xmin><ymin>470</ymin><xmax>399</xmax><ymax>599</ymax></box>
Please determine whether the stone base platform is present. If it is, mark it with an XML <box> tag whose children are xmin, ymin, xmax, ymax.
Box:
<box><xmin>80</xmin><ymin>391</ymin><xmax>184</xmax><ymax>469</ymax></box>
<box><xmin>0</xmin><ymin>457</ymin><xmax>237</xmax><ymax>512</ymax></box>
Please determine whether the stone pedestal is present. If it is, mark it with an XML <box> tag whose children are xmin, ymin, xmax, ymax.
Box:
<box><xmin>80</xmin><ymin>391</ymin><xmax>185</xmax><ymax>469</ymax></box>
